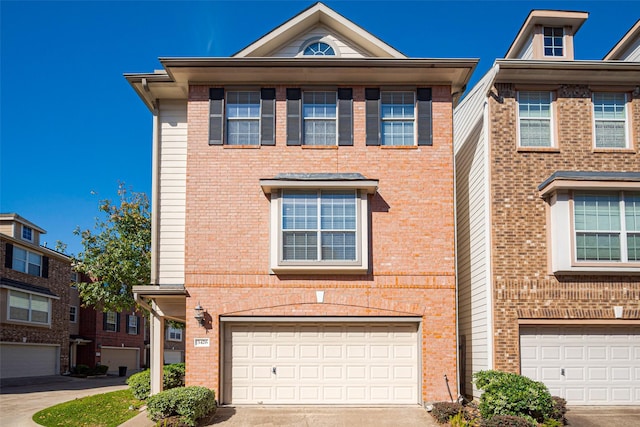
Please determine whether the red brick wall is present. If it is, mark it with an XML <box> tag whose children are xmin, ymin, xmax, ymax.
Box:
<box><xmin>0</xmin><ymin>237</ymin><xmax>71</xmax><ymax>374</ymax></box>
<box><xmin>183</xmin><ymin>85</ymin><xmax>458</xmax><ymax>403</ymax></box>
<box><xmin>489</xmin><ymin>83</ymin><xmax>640</xmax><ymax>372</ymax></box>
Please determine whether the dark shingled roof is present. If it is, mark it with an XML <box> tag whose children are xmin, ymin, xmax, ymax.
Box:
<box><xmin>538</xmin><ymin>171</ymin><xmax>640</xmax><ymax>192</ymax></box>
<box><xmin>0</xmin><ymin>278</ymin><xmax>59</xmax><ymax>298</ymax></box>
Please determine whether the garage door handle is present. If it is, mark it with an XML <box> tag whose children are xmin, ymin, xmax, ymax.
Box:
<box><xmin>272</xmin><ymin>367</ymin><xmax>276</xmax><ymax>375</ymax></box>
<box><xmin>561</xmin><ymin>368</ymin><xmax>565</xmax><ymax>376</ymax></box>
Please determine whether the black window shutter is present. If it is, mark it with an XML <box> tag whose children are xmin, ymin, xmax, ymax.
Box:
<box><xmin>42</xmin><ymin>256</ymin><xmax>49</xmax><ymax>278</ymax></box>
<box><xmin>209</xmin><ymin>88</ymin><xmax>224</xmax><ymax>145</ymax></box>
<box><xmin>260</xmin><ymin>88</ymin><xmax>276</xmax><ymax>146</ymax></box>
<box><xmin>136</xmin><ymin>316</ymin><xmax>141</xmax><ymax>335</ymax></box>
<box><xmin>417</xmin><ymin>88</ymin><xmax>433</xmax><ymax>146</ymax></box>
<box><xmin>5</xmin><ymin>243</ymin><xmax>13</xmax><ymax>268</ymax></box>
<box><xmin>286</xmin><ymin>88</ymin><xmax>302</xmax><ymax>146</ymax></box>
<box><xmin>116</xmin><ymin>313</ymin><xmax>121</xmax><ymax>332</ymax></box>
<box><xmin>337</xmin><ymin>88</ymin><xmax>353</xmax><ymax>146</ymax></box>
<box><xmin>103</xmin><ymin>313</ymin><xmax>108</xmax><ymax>331</ymax></box>
<box><xmin>365</xmin><ymin>88</ymin><xmax>380</xmax><ymax>146</ymax></box>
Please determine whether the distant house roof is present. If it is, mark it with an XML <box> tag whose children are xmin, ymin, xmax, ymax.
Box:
<box><xmin>0</xmin><ymin>213</ymin><xmax>46</xmax><ymax>234</ymax></box>
<box><xmin>604</xmin><ymin>19</ymin><xmax>640</xmax><ymax>60</ymax></box>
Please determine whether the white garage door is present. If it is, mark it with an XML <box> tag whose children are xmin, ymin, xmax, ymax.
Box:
<box><xmin>164</xmin><ymin>350</ymin><xmax>183</xmax><ymax>364</ymax></box>
<box><xmin>223</xmin><ymin>322</ymin><xmax>419</xmax><ymax>405</ymax></box>
<box><xmin>0</xmin><ymin>343</ymin><xmax>58</xmax><ymax>378</ymax></box>
<box><xmin>520</xmin><ymin>326</ymin><xmax>640</xmax><ymax>405</ymax></box>
<box><xmin>101</xmin><ymin>347</ymin><xmax>139</xmax><ymax>373</ymax></box>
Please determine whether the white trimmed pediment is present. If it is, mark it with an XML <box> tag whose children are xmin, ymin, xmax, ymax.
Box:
<box><xmin>233</xmin><ymin>2</ymin><xmax>405</xmax><ymax>58</ymax></box>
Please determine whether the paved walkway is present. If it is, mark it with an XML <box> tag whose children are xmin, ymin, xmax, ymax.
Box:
<box><xmin>0</xmin><ymin>375</ymin><xmax>129</xmax><ymax>427</ymax></box>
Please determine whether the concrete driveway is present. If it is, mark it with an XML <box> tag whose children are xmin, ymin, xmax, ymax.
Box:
<box><xmin>0</xmin><ymin>375</ymin><xmax>129</xmax><ymax>427</ymax></box>
<box><xmin>566</xmin><ymin>406</ymin><xmax>640</xmax><ymax>427</ymax></box>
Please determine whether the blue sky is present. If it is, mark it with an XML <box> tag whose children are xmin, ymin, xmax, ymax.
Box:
<box><xmin>1</xmin><ymin>1</ymin><xmax>638</xmax><ymax>255</ymax></box>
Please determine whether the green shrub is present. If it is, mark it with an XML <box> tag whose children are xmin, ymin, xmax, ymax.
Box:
<box><xmin>549</xmin><ymin>396</ymin><xmax>567</xmax><ymax>424</ymax></box>
<box><xmin>449</xmin><ymin>411</ymin><xmax>479</xmax><ymax>427</ymax></box>
<box><xmin>540</xmin><ymin>419</ymin><xmax>563</xmax><ymax>427</ymax></box>
<box><xmin>484</xmin><ymin>415</ymin><xmax>532</xmax><ymax>427</ymax></box>
<box><xmin>93</xmin><ymin>364</ymin><xmax>109</xmax><ymax>375</ymax></box>
<box><xmin>146</xmin><ymin>386</ymin><xmax>216</xmax><ymax>427</ymax></box>
<box><xmin>74</xmin><ymin>364</ymin><xmax>91</xmax><ymax>375</ymax></box>
<box><xmin>474</xmin><ymin>370</ymin><xmax>552</xmax><ymax>424</ymax></box>
<box><xmin>126</xmin><ymin>363</ymin><xmax>186</xmax><ymax>400</ymax></box>
<box><xmin>431</xmin><ymin>402</ymin><xmax>464</xmax><ymax>424</ymax></box>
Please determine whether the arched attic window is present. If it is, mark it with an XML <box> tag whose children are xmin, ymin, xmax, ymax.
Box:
<box><xmin>303</xmin><ymin>41</ymin><xmax>336</xmax><ymax>56</ymax></box>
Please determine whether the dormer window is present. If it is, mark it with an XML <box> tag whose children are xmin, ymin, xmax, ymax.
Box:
<box><xmin>543</xmin><ymin>27</ymin><xmax>564</xmax><ymax>57</ymax></box>
<box><xmin>303</xmin><ymin>42</ymin><xmax>335</xmax><ymax>56</ymax></box>
<box><xmin>22</xmin><ymin>225</ymin><xmax>33</xmax><ymax>242</ymax></box>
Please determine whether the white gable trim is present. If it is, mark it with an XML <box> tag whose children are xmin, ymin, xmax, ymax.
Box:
<box><xmin>233</xmin><ymin>2</ymin><xmax>405</xmax><ymax>58</ymax></box>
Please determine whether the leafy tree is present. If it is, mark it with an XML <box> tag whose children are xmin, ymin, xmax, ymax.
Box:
<box><xmin>73</xmin><ymin>183</ymin><xmax>151</xmax><ymax>312</ymax></box>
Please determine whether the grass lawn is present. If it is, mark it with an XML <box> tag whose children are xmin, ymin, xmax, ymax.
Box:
<box><xmin>32</xmin><ymin>388</ymin><xmax>143</xmax><ymax>427</ymax></box>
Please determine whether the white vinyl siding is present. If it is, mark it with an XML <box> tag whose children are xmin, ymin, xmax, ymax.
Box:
<box><xmin>453</xmin><ymin>68</ymin><xmax>497</xmax><ymax>398</ymax></box>
<box><xmin>271</xmin><ymin>26</ymin><xmax>371</xmax><ymax>58</ymax></box>
<box><xmin>157</xmin><ymin>100</ymin><xmax>187</xmax><ymax>285</ymax></box>
<box><xmin>520</xmin><ymin>326</ymin><xmax>640</xmax><ymax>405</ymax></box>
<box><xmin>616</xmin><ymin>37</ymin><xmax>640</xmax><ymax>61</ymax></box>
<box><xmin>223</xmin><ymin>322</ymin><xmax>419</xmax><ymax>404</ymax></box>
<box><xmin>516</xmin><ymin>33</ymin><xmax>534</xmax><ymax>59</ymax></box>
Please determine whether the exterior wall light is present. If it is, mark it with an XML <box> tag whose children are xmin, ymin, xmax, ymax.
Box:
<box><xmin>194</xmin><ymin>303</ymin><xmax>205</xmax><ymax>326</ymax></box>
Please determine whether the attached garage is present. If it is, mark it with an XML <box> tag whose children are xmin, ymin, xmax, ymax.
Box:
<box><xmin>222</xmin><ymin>321</ymin><xmax>419</xmax><ymax>405</ymax></box>
<box><xmin>0</xmin><ymin>343</ymin><xmax>59</xmax><ymax>378</ymax></box>
<box><xmin>101</xmin><ymin>347</ymin><xmax>139</xmax><ymax>374</ymax></box>
<box><xmin>164</xmin><ymin>350</ymin><xmax>183</xmax><ymax>364</ymax></box>
<box><xmin>520</xmin><ymin>326</ymin><xmax>640</xmax><ymax>405</ymax></box>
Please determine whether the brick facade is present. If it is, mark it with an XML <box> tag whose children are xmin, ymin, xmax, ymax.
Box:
<box><xmin>489</xmin><ymin>83</ymin><xmax>640</xmax><ymax>372</ymax></box>
<box><xmin>183</xmin><ymin>85</ymin><xmax>458</xmax><ymax>403</ymax></box>
<box><xmin>0</xmin><ymin>235</ymin><xmax>71</xmax><ymax>375</ymax></box>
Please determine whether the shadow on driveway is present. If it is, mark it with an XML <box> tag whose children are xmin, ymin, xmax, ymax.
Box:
<box><xmin>0</xmin><ymin>374</ymin><xmax>129</xmax><ymax>394</ymax></box>
<box><xmin>566</xmin><ymin>406</ymin><xmax>640</xmax><ymax>427</ymax></box>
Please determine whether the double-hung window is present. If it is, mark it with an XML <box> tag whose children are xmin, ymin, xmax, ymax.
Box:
<box><xmin>518</xmin><ymin>91</ymin><xmax>553</xmax><ymax>147</ymax></box>
<box><xmin>282</xmin><ymin>190</ymin><xmax>357</xmax><ymax>261</ymax></box>
<box><xmin>543</xmin><ymin>27</ymin><xmax>564</xmax><ymax>57</ymax></box>
<box><xmin>574</xmin><ymin>192</ymin><xmax>639</xmax><ymax>262</ymax></box>
<box><xmin>105</xmin><ymin>312</ymin><xmax>118</xmax><ymax>332</ymax></box>
<box><xmin>209</xmin><ymin>88</ymin><xmax>275</xmax><ymax>146</ymax></box>
<box><xmin>167</xmin><ymin>326</ymin><xmax>183</xmax><ymax>341</ymax></box>
<box><xmin>22</xmin><ymin>225</ymin><xmax>33</xmax><ymax>242</ymax></box>
<box><xmin>303</xmin><ymin>92</ymin><xmax>337</xmax><ymax>146</ymax></box>
<box><xmin>261</xmin><ymin>174</ymin><xmax>377</xmax><ymax>273</ymax></box>
<box><xmin>127</xmin><ymin>315</ymin><xmax>139</xmax><ymax>334</ymax></box>
<box><xmin>70</xmin><ymin>306</ymin><xmax>78</xmax><ymax>322</ymax></box>
<box><xmin>381</xmin><ymin>91</ymin><xmax>415</xmax><ymax>146</ymax></box>
<box><xmin>593</xmin><ymin>93</ymin><xmax>628</xmax><ymax>148</ymax></box>
<box><xmin>12</xmin><ymin>246</ymin><xmax>42</xmax><ymax>277</ymax></box>
<box><xmin>226</xmin><ymin>91</ymin><xmax>260</xmax><ymax>145</ymax></box>
<box><xmin>9</xmin><ymin>290</ymin><xmax>50</xmax><ymax>324</ymax></box>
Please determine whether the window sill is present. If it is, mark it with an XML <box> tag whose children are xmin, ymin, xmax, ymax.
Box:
<box><xmin>301</xmin><ymin>145</ymin><xmax>338</xmax><ymax>149</ymax></box>
<box><xmin>380</xmin><ymin>145</ymin><xmax>419</xmax><ymax>149</ymax></box>
<box><xmin>271</xmin><ymin>265</ymin><xmax>368</xmax><ymax>275</ymax></box>
<box><xmin>223</xmin><ymin>145</ymin><xmax>261</xmax><ymax>149</ymax></box>
<box><xmin>167</xmin><ymin>338</ymin><xmax>183</xmax><ymax>342</ymax></box>
<box><xmin>592</xmin><ymin>148</ymin><xmax>636</xmax><ymax>154</ymax></box>
<box><xmin>554</xmin><ymin>264</ymin><xmax>640</xmax><ymax>275</ymax></box>
<box><xmin>5</xmin><ymin>319</ymin><xmax>51</xmax><ymax>328</ymax></box>
<box><xmin>517</xmin><ymin>147</ymin><xmax>560</xmax><ymax>153</ymax></box>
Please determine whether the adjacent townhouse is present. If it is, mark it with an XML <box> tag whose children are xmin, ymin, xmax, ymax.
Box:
<box><xmin>0</xmin><ymin>214</ymin><xmax>72</xmax><ymax>379</ymax></box>
<box><xmin>455</xmin><ymin>12</ymin><xmax>640</xmax><ymax>404</ymax></box>
<box><xmin>128</xmin><ymin>2</ymin><xmax>477</xmax><ymax>404</ymax></box>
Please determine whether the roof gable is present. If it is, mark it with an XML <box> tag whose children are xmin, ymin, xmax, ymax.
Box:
<box><xmin>604</xmin><ymin>19</ymin><xmax>640</xmax><ymax>60</ymax></box>
<box><xmin>233</xmin><ymin>2</ymin><xmax>405</xmax><ymax>58</ymax></box>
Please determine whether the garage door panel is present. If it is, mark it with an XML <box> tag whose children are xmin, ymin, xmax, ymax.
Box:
<box><xmin>224</xmin><ymin>322</ymin><xmax>419</xmax><ymax>404</ymax></box>
<box><xmin>520</xmin><ymin>326</ymin><xmax>640</xmax><ymax>405</ymax></box>
<box><xmin>0</xmin><ymin>344</ymin><xmax>58</xmax><ymax>378</ymax></box>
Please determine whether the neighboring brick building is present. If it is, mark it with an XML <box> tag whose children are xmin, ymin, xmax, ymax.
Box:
<box><xmin>128</xmin><ymin>3</ymin><xmax>476</xmax><ymax>404</ymax></box>
<box><xmin>0</xmin><ymin>213</ymin><xmax>72</xmax><ymax>379</ymax></box>
<box><xmin>455</xmin><ymin>12</ymin><xmax>640</xmax><ymax>404</ymax></box>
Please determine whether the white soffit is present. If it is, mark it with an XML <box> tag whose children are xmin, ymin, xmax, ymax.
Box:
<box><xmin>232</xmin><ymin>2</ymin><xmax>405</xmax><ymax>58</ymax></box>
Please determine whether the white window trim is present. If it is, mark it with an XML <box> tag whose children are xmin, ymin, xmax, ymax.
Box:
<box><xmin>265</xmin><ymin>185</ymin><xmax>374</xmax><ymax>274</ymax></box>
<box><xmin>547</xmin><ymin>188</ymin><xmax>640</xmax><ymax>274</ymax></box>
<box><xmin>592</xmin><ymin>92</ymin><xmax>630</xmax><ymax>149</ymax></box>
<box><xmin>543</xmin><ymin>26</ymin><xmax>565</xmax><ymax>58</ymax></box>
<box><xmin>7</xmin><ymin>290</ymin><xmax>52</xmax><ymax>326</ymax></box>
<box><xmin>302</xmin><ymin>91</ymin><xmax>338</xmax><ymax>146</ymax></box>
<box><xmin>127</xmin><ymin>314</ymin><xmax>138</xmax><ymax>335</ymax></box>
<box><xmin>11</xmin><ymin>245</ymin><xmax>43</xmax><ymax>277</ymax></box>
<box><xmin>516</xmin><ymin>91</ymin><xmax>555</xmax><ymax>148</ymax></box>
<box><xmin>105</xmin><ymin>311</ymin><xmax>117</xmax><ymax>332</ymax></box>
<box><xmin>167</xmin><ymin>326</ymin><xmax>183</xmax><ymax>341</ymax></box>
<box><xmin>225</xmin><ymin>90</ymin><xmax>261</xmax><ymax>146</ymax></box>
<box><xmin>21</xmin><ymin>225</ymin><xmax>34</xmax><ymax>242</ymax></box>
<box><xmin>297</xmin><ymin>37</ymin><xmax>340</xmax><ymax>58</ymax></box>
<box><xmin>380</xmin><ymin>90</ymin><xmax>416</xmax><ymax>146</ymax></box>
<box><xmin>70</xmin><ymin>305</ymin><xmax>78</xmax><ymax>323</ymax></box>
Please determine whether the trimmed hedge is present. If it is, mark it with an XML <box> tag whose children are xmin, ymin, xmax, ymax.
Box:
<box><xmin>550</xmin><ymin>396</ymin><xmax>567</xmax><ymax>425</ymax></box>
<box><xmin>146</xmin><ymin>386</ymin><xmax>216</xmax><ymax>427</ymax></box>
<box><xmin>126</xmin><ymin>363</ymin><xmax>185</xmax><ymax>400</ymax></box>
<box><xmin>484</xmin><ymin>415</ymin><xmax>532</xmax><ymax>427</ymax></box>
<box><xmin>474</xmin><ymin>370</ymin><xmax>553</xmax><ymax>424</ymax></box>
